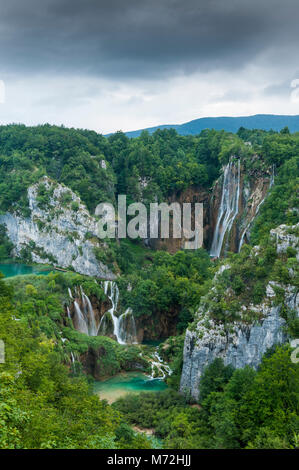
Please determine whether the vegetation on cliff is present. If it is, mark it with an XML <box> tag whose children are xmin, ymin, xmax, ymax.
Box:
<box><xmin>114</xmin><ymin>347</ymin><xmax>299</xmax><ymax>449</ymax></box>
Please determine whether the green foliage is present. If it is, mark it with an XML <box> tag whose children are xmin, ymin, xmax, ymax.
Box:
<box><xmin>199</xmin><ymin>358</ymin><xmax>234</xmax><ymax>402</ymax></box>
<box><xmin>0</xmin><ymin>225</ymin><xmax>13</xmax><ymax>260</ymax></box>
<box><xmin>0</xmin><ymin>275</ymin><xmax>153</xmax><ymax>449</ymax></box>
<box><xmin>114</xmin><ymin>346</ymin><xmax>299</xmax><ymax>449</ymax></box>
<box><xmin>196</xmin><ymin>231</ymin><xmax>297</xmax><ymax>329</ymax></box>
<box><xmin>117</xmin><ymin>249</ymin><xmax>213</xmax><ymax>333</ymax></box>
<box><xmin>251</xmin><ymin>157</ymin><xmax>299</xmax><ymax>245</ymax></box>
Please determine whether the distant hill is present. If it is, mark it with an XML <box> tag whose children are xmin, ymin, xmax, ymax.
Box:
<box><xmin>113</xmin><ymin>114</ymin><xmax>299</xmax><ymax>138</ymax></box>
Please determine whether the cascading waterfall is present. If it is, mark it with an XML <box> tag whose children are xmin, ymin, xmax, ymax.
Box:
<box><xmin>210</xmin><ymin>159</ymin><xmax>241</xmax><ymax>258</ymax></box>
<box><xmin>148</xmin><ymin>350</ymin><xmax>173</xmax><ymax>379</ymax></box>
<box><xmin>80</xmin><ymin>286</ymin><xmax>98</xmax><ymax>336</ymax></box>
<box><xmin>73</xmin><ymin>300</ymin><xmax>89</xmax><ymax>335</ymax></box>
<box><xmin>68</xmin><ymin>286</ymin><xmax>97</xmax><ymax>336</ymax></box>
<box><xmin>99</xmin><ymin>281</ymin><xmax>138</xmax><ymax>344</ymax></box>
<box><xmin>68</xmin><ymin>281</ymin><xmax>138</xmax><ymax>344</ymax></box>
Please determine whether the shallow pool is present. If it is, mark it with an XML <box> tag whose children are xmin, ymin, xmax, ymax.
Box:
<box><xmin>94</xmin><ymin>371</ymin><xmax>168</xmax><ymax>403</ymax></box>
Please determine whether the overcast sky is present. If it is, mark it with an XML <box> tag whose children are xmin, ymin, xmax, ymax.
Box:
<box><xmin>0</xmin><ymin>0</ymin><xmax>299</xmax><ymax>134</ymax></box>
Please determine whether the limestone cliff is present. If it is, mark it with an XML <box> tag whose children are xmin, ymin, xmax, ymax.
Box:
<box><xmin>180</xmin><ymin>223</ymin><xmax>299</xmax><ymax>400</ymax></box>
<box><xmin>0</xmin><ymin>176</ymin><xmax>116</xmax><ymax>279</ymax></box>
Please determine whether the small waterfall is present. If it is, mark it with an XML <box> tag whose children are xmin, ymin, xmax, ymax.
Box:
<box><xmin>70</xmin><ymin>351</ymin><xmax>77</xmax><ymax>373</ymax></box>
<box><xmin>66</xmin><ymin>306</ymin><xmax>72</xmax><ymax>320</ymax></box>
<box><xmin>99</xmin><ymin>281</ymin><xmax>137</xmax><ymax>344</ymax></box>
<box><xmin>148</xmin><ymin>349</ymin><xmax>172</xmax><ymax>379</ymax></box>
<box><xmin>68</xmin><ymin>288</ymin><xmax>73</xmax><ymax>299</ymax></box>
<box><xmin>270</xmin><ymin>164</ymin><xmax>275</xmax><ymax>188</ymax></box>
<box><xmin>210</xmin><ymin>159</ymin><xmax>240</xmax><ymax>258</ymax></box>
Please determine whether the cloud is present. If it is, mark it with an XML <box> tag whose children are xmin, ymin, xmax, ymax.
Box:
<box><xmin>0</xmin><ymin>0</ymin><xmax>298</xmax><ymax>78</ymax></box>
<box><xmin>0</xmin><ymin>0</ymin><xmax>298</xmax><ymax>132</ymax></box>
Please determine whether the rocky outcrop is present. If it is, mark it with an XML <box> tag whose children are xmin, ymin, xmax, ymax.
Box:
<box><xmin>135</xmin><ymin>307</ymin><xmax>179</xmax><ymax>342</ymax></box>
<box><xmin>180</xmin><ymin>223</ymin><xmax>299</xmax><ymax>400</ymax></box>
<box><xmin>271</xmin><ymin>224</ymin><xmax>299</xmax><ymax>261</ymax></box>
<box><xmin>146</xmin><ymin>185</ymin><xmax>210</xmax><ymax>254</ymax></box>
<box><xmin>0</xmin><ymin>176</ymin><xmax>116</xmax><ymax>279</ymax></box>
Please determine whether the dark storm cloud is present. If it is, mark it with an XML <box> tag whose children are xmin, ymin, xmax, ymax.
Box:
<box><xmin>0</xmin><ymin>0</ymin><xmax>298</xmax><ymax>79</ymax></box>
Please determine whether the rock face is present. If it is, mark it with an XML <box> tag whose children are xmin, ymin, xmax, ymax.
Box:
<box><xmin>0</xmin><ymin>176</ymin><xmax>115</xmax><ymax>279</ymax></box>
<box><xmin>180</xmin><ymin>304</ymin><xmax>288</xmax><ymax>400</ymax></box>
<box><xmin>147</xmin><ymin>186</ymin><xmax>211</xmax><ymax>253</ymax></box>
<box><xmin>180</xmin><ymin>223</ymin><xmax>299</xmax><ymax>400</ymax></box>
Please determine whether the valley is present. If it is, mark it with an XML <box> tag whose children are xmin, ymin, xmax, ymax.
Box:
<box><xmin>0</xmin><ymin>124</ymin><xmax>298</xmax><ymax>449</ymax></box>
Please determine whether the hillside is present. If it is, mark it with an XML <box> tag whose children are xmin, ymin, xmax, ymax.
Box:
<box><xmin>121</xmin><ymin>114</ymin><xmax>299</xmax><ymax>138</ymax></box>
<box><xmin>0</xmin><ymin>123</ymin><xmax>298</xmax><ymax>449</ymax></box>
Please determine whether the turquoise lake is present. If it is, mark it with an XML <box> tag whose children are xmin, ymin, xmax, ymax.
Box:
<box><xmin>94</xmin><ymin>372</ymin><xmax>168</xmax><ymax>403</ymax></box>
<box><xmin>0</xmin><ymin>263</ymin><xmax>53</xmax><ymax>278</ymax></box>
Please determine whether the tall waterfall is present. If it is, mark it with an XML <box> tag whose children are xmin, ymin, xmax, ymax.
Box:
<box><xmin>98</xmin><ymin>281</ymin><xmax>138</xmax><ymax>345</ymax></box>
<box><xmin>210</xmin><ymin>159</ymin><xmax>240</xmax><ymax>258</ymax></box>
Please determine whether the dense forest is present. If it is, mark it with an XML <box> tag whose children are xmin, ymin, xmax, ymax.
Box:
<box><xmin>0</xmin><ymin>124</ymin><xmax>298</xmax><ymax>449</ymax></box>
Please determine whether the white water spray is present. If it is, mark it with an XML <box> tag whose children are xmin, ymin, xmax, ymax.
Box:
<box><xmin>99</xmin><ymin>281</ymin><xmax>137</xmax><ymax>344</ymax></box>
<box><xmin>210</xmin><ymin>159</ymin><xmax>241</xmax><ymax>258</ymax></box>
<box><xmin>73</xmin><ymin>301</ymin><xmax>89</xmax><ymax>335</ymax></box>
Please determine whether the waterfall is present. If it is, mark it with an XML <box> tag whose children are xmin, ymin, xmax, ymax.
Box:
<box><xmin>118</xmin><ymin>308</ymin><xmax>138</xmax><ymax>344</ymax></box>
<box><xmin>66</xmin><ymin>306</ymin><xmax>72</xmax><ymax>320</ymax></box>
<box><xmin>99</xmin><ymin>281</ymin><xmax>137</xmax><ymax>344</ymax></box>
<box><xmin>70</xmin><ymin>351</ymin><xmax>77</xmax><ymax>373</ymax></box>
<box><xmin>68</xmin><ymin>280</ymin><xmax>137</xmax><ymax>344</ymax></box>
<box><xmin>70</xmin><ymin>351</ymin><xmax>75</xmax><ymax>364</ymax></box>
<box><xmin>270</xmin><ymin>164</ymin><xmax>275</xmax><ymax>188</ymax></box>
<box><xmin>73</xmin><ymin>301</ymin><xmax>89</xmax><ymax>335</ymax></box>
<box><xmin>210</xmin><ymin>159</ymin><xmax>240</xmax><ymax>258</ymax></box>
<box><xmin>80</xmin><ymin>286</ymin><xmax>98</xmax><ymax>336</ymax></box>
<box><xmin>148</xmin><ymin>349</ymin><xmax>173</xmax><ymax>379</ymax></box>
<box><xmin>67</xmin><ymin>285</ymin><xmax>98</xmax><ymax>336</ymax></box>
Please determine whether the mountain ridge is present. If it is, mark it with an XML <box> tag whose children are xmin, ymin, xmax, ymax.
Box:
<box><xmin>110</xmin><ymin>113</ymin><xmax>299</xmax><ymax>138</ymax></box>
